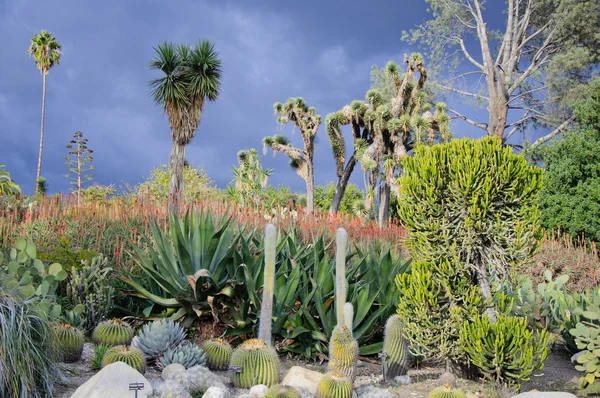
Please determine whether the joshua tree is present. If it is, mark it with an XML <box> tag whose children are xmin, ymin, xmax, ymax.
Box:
<box><xmin>149</xmin><ymin>41</ymin><xmax>222</xmax><ymax>212</ymax></box>
<box><xmin>27</xmin><ymin>30</ymin><xmax>61</xmax><ymax>195</ymax></box>
<box><xmin>0</xmin><ymin>165</ymin><xmax>21</xmax><ymax>195</ymax></box>
<box><xmin>228</xmin><ymin>148</ymin><xmax>272</xmax><ymax>209</ymax></box>
<box><xmin>63</xmin><ymin>131</ymin><xmax>95</xmax><ymax>205</ymax></box>
<box><xmin>263</xmin><ymin>98</ymin><xmax>321</xmax><ymax>213</ymax></box>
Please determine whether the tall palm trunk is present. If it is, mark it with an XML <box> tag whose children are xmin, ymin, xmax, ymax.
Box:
<box><xmin>168</xmin><ymin>141</ymin><xmax>185</xmax><ymax>213</ymax></box>
<box><xmin>34</xmin><ymin>72</ymin><xmax>47</xmax><ymax>195</ymax></box>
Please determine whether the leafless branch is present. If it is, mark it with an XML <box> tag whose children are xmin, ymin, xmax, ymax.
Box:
<box><xmin>529</xmin><ymin>116</ymin><xmax>575</xmax><ymax>149</ymax></box>
<box><xmin>448</xmin><ymin>108</ymin><xmax>489</xmax><ymax>131</ymax></box>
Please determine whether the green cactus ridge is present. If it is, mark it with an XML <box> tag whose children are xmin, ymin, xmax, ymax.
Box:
<box><xmin>315</xmin><ymin>372</ymin><xmax>353</xmax><ymax>398</ymax></box>
<box><xmin>92</xmin><ymin>318</ymin><xmax>134</xmax><ymax>346</ymax></box>
<box><xmin>327</xmin><ymin>325</ymin><xmax>358</xmax><ymax>381</ymax></box>
<box><xmin>383</xmin><ymin>314</ymin><xmax>412</xmax><ymax>379</ymax></box>
<box><xmin>230</xmin><ymin>338</ymin><xmax>280</xmax><ymax>388</ymax></box>
<box><xmin>54</xmin><ymin>322</ymin><xmax>84</xmax><ymax>362</ymax></box>
<box><xmin>264</xmin><ymin>384</ymin><xmax>302</xmax><ymax>398</ymax></box>
<box><xmin>202</xmin><ymin>338</ymin><xmax>233</xmax><ymax>371</ymax></box>
<box><xmin>427</xmin><ymin>385</ymin><xmax>466</xmax><ymax>398</ymax></box>
<box><xmin>102</xmin><ymin>345</ymin><xmax>146</xmax><ymax>374</ymax></box>
<box><xmin>160</xmin><ymin>341</ymin><xmax>207</xmax><ymax>369</ymax></box>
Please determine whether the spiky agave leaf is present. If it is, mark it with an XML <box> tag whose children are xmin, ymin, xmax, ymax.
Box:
<box><xmin>131</xmin><ymin>319</ymin><xmax>187</xmax><ymax>359</ymax></box>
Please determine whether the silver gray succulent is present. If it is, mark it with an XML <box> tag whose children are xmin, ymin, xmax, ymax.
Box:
<box><xmin>132</xmin><ymin>319</ymin><xmax>186</xmax><ymax>359</ymax></box>
<box><xmin>160</xmin><ymin>341</ymin><xmax>207</xmax><ymax>369</ymax></box>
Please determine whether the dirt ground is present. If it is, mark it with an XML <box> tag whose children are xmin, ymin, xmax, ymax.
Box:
<box><xmin>54</xmin><ymin>345</ymin><xmax>598</xmax><ymax>398</ymax></box>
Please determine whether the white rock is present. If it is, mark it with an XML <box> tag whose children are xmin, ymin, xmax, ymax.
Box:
<box><xmin>356</xmin><ymin>360</ymin><xmax>366</xmax><ymax>368</ymax></box>
<box><xmin>204</xmin><ymin>386</ymin><xmax>231</xmax><ymax>398</ymax></box>
<box><xmin>70</xmin><ymin>362</ymin><xmax>153</xmax><ymax>398</ymax></box>
<box><xmin>281</xmin><ymin>366</ymin><xmax>324</xmax><ymax>394</ymax></box>
<box><xmin>162</xmin><ymin>363</ymin><xmax>186</xmax><ymax>380</ymax></box>
<box><xmin>571</xmin><ymin>350</ymin><xmax>586</xmax><ymax>364</ymax></box>
<box><xmin>394</xmin><ymin>375</ymin><xmax>412</xmax><ymax>385</ymax></box>
<box><xmin>238</xmin><ymin>395</ymin><xmax>255</xmax><ymax>398</ymax></box>
<box><xmin>249</xmin><ymin>384</ymin><xmax>269</xmax><ymax>398</ymax></box>
<box><xmin>511</xmin><ymin>393</ymin><xmax>577</xmax><ymax>398</ymax></box>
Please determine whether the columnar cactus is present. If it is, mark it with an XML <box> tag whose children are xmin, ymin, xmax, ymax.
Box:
<box><xmin>335</xmin><ymin>228</ymin><xmax>348</xmax><ymax>327</ymax></box>
<box><xmin>259</xmin><ymin>223</ymin><xmax>277</xmax><ymax>345</ymax></box>
<box><xmin>343</xmin><ymin>303</ymin><xmax>354</xmax><ymax>332</ymax></box>
<box><xmin>102</xmin><ymin>345</ymin><xmax>146</xmax><ymax>374</ymax></box>
<box><xmin>327</xmin><ymin>324</ymin><xmax>358</xmax><ymax>380</ymax></box>
<box><xmin>383</xmin><ymin>314</ymin><xmax>412</xmax><ymax>379</ymax></box>
<box><xmin>202</xmin><ymin>338</ymin><xmax>232</xmax><ymax>370</ymax></box>
<box><xmin>427</xmin><ymin>384</ymin><xmax>466</xmax><ymax>398</ymax></box>
<box><xmin>315</xmin><ymin>372</ymin><xmax>353</xmax><ymax>398</ymax></box>
<box><xmin>92</xmin><ymin>318</ymin><xmax>134</xmax><ymax>346</ymax></box>
<box><xmin>230</xmin><ymin>338</ymin><xmax>280</xmax><ymax>388</ymax></box>
<box><xmin>53</xmin><ymin>322</ymin><xmax>84</xmax><ymax>362</ymax></box>
<box><xmin>264</xmin><ymin>384</ymin><xmax>302</xmax><ymax>398</ymax></box>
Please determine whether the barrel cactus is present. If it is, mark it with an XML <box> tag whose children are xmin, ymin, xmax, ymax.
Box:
<box><xmin>202</xmin><ymin>338</ymin><xmax>232</xmax><ymax>370</ymax></box>
<box><xmin>327</xmin><ymin>324</ymin><xmax>358</xmax><ymax>380</ymax></box>
<box><xmin>315</xmin><ymin>372</ymin><xmax>353</xmax><ymax>398</ymax></box>
<box><xmin>383</xmin><ymin>314</ymin><xmax>412</xmax><ymax>379</ymax></box>
<box><xmin>53</xmin><ymin>322</ymin><xmax>84</xmax><ymax>362</ymax></box>
<box><xmin>265</xmin><ymin>384</ymin><xmax>302</xmax><ymax>398</ymax></box>
<box><xmin>92</xmin><ymin>318</ymin><xmax>133</xmax><ymax>346</ymax></box>
<box><xmin>230</xmin><ymin>338</ymin><xmax>280</xmax><ymax>388</ymax></box>
<box><xmin>427</xmin><ymin>384</ymin><xmax>466</xmax><ymax>398</ymax></box>
<box><xmin>102</xmin><ymin>345</ymin><xmax>146</xmax><ymax>374</ymax></box>
<box><xmin>132</xmin><ymin>319</ymin><xmax>187</xmax><ymax>359</ymax></box>
<box><xmin>160</xmin><ymin>341</ymin><xmax>206</xmax><ymax>369</ymax></box>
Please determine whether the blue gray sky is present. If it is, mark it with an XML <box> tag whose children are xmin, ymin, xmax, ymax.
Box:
<box><xmin>0</xmin><ymin>0</ymin><xmax>524</xmax><ymax>195</ymax></box>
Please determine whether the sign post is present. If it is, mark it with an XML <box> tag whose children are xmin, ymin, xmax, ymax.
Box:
<box><xmin>129</xmin><ymin>382</ymin><xmax>144</xmax><ymax>398</ymax></box>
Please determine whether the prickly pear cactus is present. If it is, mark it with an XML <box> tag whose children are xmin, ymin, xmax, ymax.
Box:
<box><xmin>383</xmin><ymin>314</ymin><xmax>412</xmax><ymax>380</ymax></box>
<box><xmin>101</xmin><ymin>345</ymin><xmax>146</xmax><ymax>374</ymax></box>
<box><xmin>327</xmin><ymin>324</ymin><xmax>358</xmax><ymax>381</ymax></box>
<box><xmin>315</xmin><ymin>372</ymin><xmax>353</xmax><ymax>398</ymax></box>
<box><xmin>92</xmin><ymin>318</ymin><xmax>134</xmax><ymax>346</ymax></box>
<box><xmin>53</xmin><ymin>322</ymin><xmax>84</xmax><ymax>362</ymax></box>
<box><xmin>230</xmin><ymin>338</ymin><xmax>280</xmax><ymax>388</ymax></box>
<box><xmin>202</xmin><ymin>338</ymin><xmax>232</xmax><ymax>371</ymax></box>
<box><xmin>264</xmin><ymin>384</ymin><xmax>302</xmax><ymax>398</ymax></box>
<box><xmin>427</xmin><ymin>384</ymin><xmax>466</xmax><ymax>398</ymax></box>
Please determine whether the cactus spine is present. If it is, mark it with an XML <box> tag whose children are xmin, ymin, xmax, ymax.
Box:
<box><xmin>427</xmin><ymin>384</ymin><xmax>466</xmax><ymax>398</ymax></box>
<box><xmin>327</xmin><ymin>324</ymin><xmax>359</xmax><ymax>380</ymax></box>
<box><xmin>92</xmin><ymin>318</ymin><xmax>134</xmax><ymax>346</ymax></box>
<box><xmin>335</xmin><ymin>228</ymin><xmax>347</xmax><ymax>327</ymax></box>
<box><xmin>54</xmin><ymin>322</ymin><xmax>84</xmax><ymax>362</ymax></box>
<box><xmin>230</xmin><ymin>338</ymin><xmax>280</xmax><ymax>388</ymax></box>
<box><xmin>202</xmin><ymin>338</ymin><xmax>233</xmax><ymax>370</ymax></box>
<box><xmin>264</xmin><ymin>384</ymin><xmax>302</xmax><ymax>398</ymax></box>
<box><xmin>259</xmin><ymin>223</ymin><xmax>277</xmax><ymax>345</ymax></box>
<box><xmin>315</xmin><ymin>372</ymin><xmax>353</xmax><ymax>398</ymax></box>
<box><xmin>383</xmin><ymin>314</ymin><xmax>412</xmax><ymax>379</ymax></box>
<box><xmin>343</xmin><ymin>303</ymin><xmax>354</xmax><ymax>332</ymax></box>
<box><xmin>101</xmin><ymin>345</ymin><xmax>146</xmax><ymax>374</ymax></box>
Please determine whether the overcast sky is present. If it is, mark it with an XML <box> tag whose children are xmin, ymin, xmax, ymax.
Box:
<box><xmin>1</xmin><ymin>0</ymin><xmax>525</xmax><ymax>195</ymax></box>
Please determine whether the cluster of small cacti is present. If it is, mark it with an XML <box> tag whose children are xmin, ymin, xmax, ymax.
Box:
<box><xmin>53</xmin><ymin>322</ymin><xmax>84</xmax><ymax>362</ymax></box>
<box><xmin>132</xmin><ymin>319</ymin><xmax>187</xmax><ymax>359</ymax></box>
<box><xmin>160</xmin><ymin>341</ymin><xmax>206</xmax><ymax>368</ymax></box>
<box><xmin>382</xmin><ymin>314</ymin><xmax>412</xmax><ymax>380</ymax></box>
<box><xmin>101</xmin><ymin>345</ymin><xmax>146</xmax><ymax>374</ymax></box>
<box><xmin>427</xmin><ymin>384</ymin><xmax>466</xmax><ymax>398</ymax></box>
<box><xmin>231</xmin><ymin>338</ymin><xmax>280</xmax><ymax>388</ymax></box>
<box><xmin>264</xmin><ymin>384</ymin><xmax>302</xmax><ymax>398</ymax></box>
<box><xmin>316</xmin><ymin>372</ymin><xmax>353</xmax><ymax>398</ymax></box>
<box><xmin>202</xmin><ymin>338</ymin><xmax>232</xmax><ymax>370</ymax></box>
<box><xmin>92</xmin><ymin>318</ymin><xmax>134</xmax><ymax>346</ymax></box>
<box><xmin>327</xmin><ymin>324</ymin><xmax>358</xmax><ymax>381</ymax></box>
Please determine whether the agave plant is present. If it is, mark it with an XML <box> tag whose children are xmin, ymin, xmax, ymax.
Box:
<box><xmin>132</xmin><ymin>319</ymin><xmax>187</xmax><ymax>359</ymax></box>
<box><xmin>159</xmin><ymin>341</ymin><xmax>207</xmax><ymax>368</ymax></box>
<box><xmin>120</xmin><ymin>209</ymin><xmax>241</xmax><ymax>326</ymax></box>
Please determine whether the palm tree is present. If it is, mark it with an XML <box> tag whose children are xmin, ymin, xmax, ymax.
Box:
<box><xmin>149</xmin><ymin>41</ymin><xmax>222</xmax><ymax>212</ymax></box>
<box><xmin>0</xmin><ymin>165</ymin><xmax>21</xmax><ymax>196</ymax></box>
<box><xmin>27</xmin><ymin>30</ymin><xmax>61</xmax><ymax>195</ymax></box>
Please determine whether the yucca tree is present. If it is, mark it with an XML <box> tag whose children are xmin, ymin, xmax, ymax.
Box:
<box><xmin>263</xmin><ymin>98</ymin><xmax>321</xmax><ymax>213</ymax></box>
<box><xmin>229</xmin><ymin>148</ymin><xmax>272</xmax><ymax>209</ymax></box>
<box><xmin>27</xmin><ymin>30</ymin><xmax>61</xmax><ymax>195</ymax></box>
<box><xmin>149</xmin><ymin>41</ymin><xmax>222</xmax><ymax>212</ymax></box>
<box><xmin>0</xmin><ymin>165</ymin><xmax>21</xmax><ymax>195</ymax></box>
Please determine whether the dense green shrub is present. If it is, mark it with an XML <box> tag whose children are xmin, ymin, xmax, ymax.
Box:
<box><xmin>136</xmin><ymin>164</ymin><xmax>216</xmax><ymax>203</ymax></box>
<box><xmin>0</xmin><ymin>291</ymin><xmax>60</xmax><ymax>397</ymax></box>
<box><xmin>38</xmin><ymin>236</ymin><xmax>98</xmax><ymax>272</ymax></box>
<box><xmin>460</xmin><ymin>312</ymin><xmax>549</xmax><ymax>387</ymax></box>
<box><xmin>314</xmin><ymin>182</ymin><xmax>364</xmax><ymax>214</ymax></box>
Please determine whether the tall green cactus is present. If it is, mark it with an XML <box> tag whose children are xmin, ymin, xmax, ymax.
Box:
<box><xmin>335</xmin><ymin>228</ymin><xmax>347</xmax><ymax>327</ymax></box>
<box><xmin>343</xmin><ymin>303</ymin><xmax>354</xmax><ymax>332</ymax></box>
<box><xmin>383</xmin><ymin>314</ymin><xmax>412</xmax><ymax>380</ymax></box>
<box><xmin>259</xmin><ymin>223</ymin><xmax>277</xmax><ymax>345</ymax></box>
